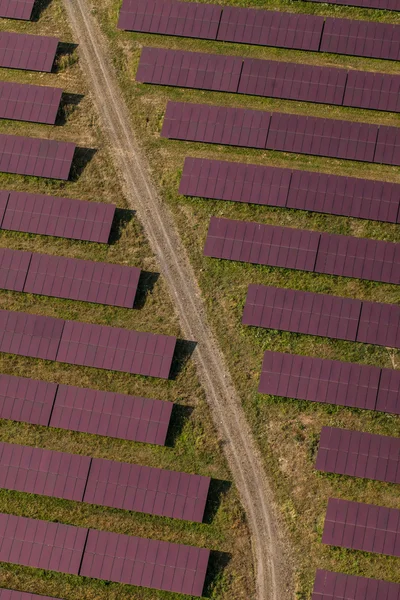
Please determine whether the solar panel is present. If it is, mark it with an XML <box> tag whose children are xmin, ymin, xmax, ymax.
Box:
<box><xmin>204</xmin><ymin>217</ymin><xmax>320</xmax><ymax>272</ymax></box>
<box><xmin>258</xmin><ymin>351</ymin><xmax>381</xmax><ymax>411</ymax></box>
<box><xmin>0</xmin><ymin>310</ymin><xmax>65</xmax><ymax>361</ymax></box>
<box><xmin>180</xmin><ymin>158</ymin><xmax>400</xmax><ymax>223</ymax></box>
<box><xmin>0</xmin><ymin>373</ymin><xmax>57</xmax><ymax>426</ymax></box>
<box><xmin>322</xmin><ymin>498</ymin><xmax>400</xmax><ymax>557</ymax></box>
<box><xmin>320</xmin><ymin>18</ymin><xmax>400</xmax><ymax>61</ymax></box>
<box><xmin>80</xmin><ymin>529</ymin><xmax>210</xmax><ymax>597</ymax></box>
<box><xmin>0</xmin><ymin>590</ymin><xmax>62</xmax><ymax>600</ymax></box>
<box><xmin>357</xmin><ymin>301</ymin><xmax>400</xmax><ymax>349</ymax></box>
<box><xmin>314</xmin><ymin>233</ymin><xmax>400</xmax><ymax>285</ymax></box>
<box><xmin>0</xmin><ymin>190</ymin><xmax>9</xmax><ymax>225</ymax></box>
<box><xmin>316</xmin><ymin>427</ymin><xmax>400</xmax><ymax>484</ymax></box>
<box><xmin>217</xmin><ymin>7</ymin><xmax>324</xmax><ymax>51</ymax></box>
<box><xmin>23</xmin><ymin>253</ymin><xmax>141</xmax><ymax>308</ymax></box>
<box><xmin>0</xmin><ymin>32</ymin><xmax>59</xmax><ymax>72</ymax></box>
<box><xmin>118</xmin><ymin>0</ymin><xmax>222</xmax><ymax>40</ymax></box>
<box><xmin>0</xmin><ymin>0</ymin><xmax>36</xmax><ymax>20</ymax></box>
<box><xmin>343</xmin><ymin>71</ymin><xmax>400</xmax><ymax>113</ymax></box>
<box><xmin>375</xmin><ymin>126</ymin><xmax>400</xmax><ymax>167</ymax></box>
<box><xmin>1</xmin><ymin>191</ymin><xmax>115</xmax><ymax>243</ymax></box>
<box><xmin>84</xmin><ymin>458</ymin><xmax>211</xmax><ymax>523</ymax></box>
<box><xmin>243</xmin><ymin>285</ymin><xmax>362</xmax><ymax>342</ymax></box>
<box><xmin>0</xmin><ymin>513</ymin><xmax>88</xmax><ymax>574</ymax></box>
<box><xmin>0</xmin><ymin>82</ymin><xmax>62</xmax><ymax>125</ymax></box>
<box><xmin>50</xmin><ymin>385</ymin><xmax>172</xmax><ymax>445</ymax></box>
<box><xmin>312</xmin><ymin>570</ymin><xmax>400</xmax><ymax>600</ymax></box>
<box><xmin>0</xmin><ymin>442</ymin><xmax>91</xmax><ymax>501</ymax></box>
<box><xmin>0</xmin><ymin>135</ymin><xmax>76</xmax><ymax>180</ymax></box>
<box><xmin>0</xmin><ymin>248</ymin><xmax>31</xmax><ymax>292</ymax></box>
<box><xmin>56</xmin><ymin>321</ymin><xmax>177</xmax><ymax>379</ymax></box>
<box><xmin>376</xmin><ymin>369</ymin><xmax>400</xmax><ymax>416</ymax></box>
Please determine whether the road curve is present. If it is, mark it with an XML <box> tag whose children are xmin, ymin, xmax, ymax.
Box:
<box><xmin>61</xmin><ymin>1</ymin><xmax>293</xmax><ymax>597</ymax></box>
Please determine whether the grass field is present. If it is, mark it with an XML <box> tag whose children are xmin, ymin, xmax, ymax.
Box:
<box><xmin>80</xmin><ymin>0</ymin><xmax>400</xmax><ymax>598</ymax></box>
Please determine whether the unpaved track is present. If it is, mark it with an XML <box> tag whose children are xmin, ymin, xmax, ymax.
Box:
<box><xmin>62</xmin><ymin>1</ymin><xmax>293</xmax><ymax>598</ymax></box>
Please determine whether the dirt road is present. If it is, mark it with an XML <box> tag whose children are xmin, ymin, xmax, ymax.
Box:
<box><xmin>61</xmin><ymin>1</ymin><xmax>293</xmax><ymax>597</ymax></box>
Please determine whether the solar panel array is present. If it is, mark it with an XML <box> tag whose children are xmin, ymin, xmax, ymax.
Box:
<box><xmin>0</xmin><ymin>134</ymin><xmax>76</xmax><ymax>180</ymax></box>
<box><xmin>0</xmin><ymin>191</ymin><xmax>116</xmax><ymax>243</ymax></box>
<box><xmin>0</xmin><ymin>82</ymin><xmax>62</xmax><ymax>125</ymax></box>
<box><xmin>204</xmin><ymin>217</ymin><xmax>400</xmax><ymax>285</ymax></box>
<box><xmin>162</xmin><ymin>102</ymin><xmax>400</xmax><ymax>167</ymax></box>
<box><xmin>259</xmin><ymin>351</ymin><xmax>400</xmax><ymax>415</ymax></box>
<box><xmin>322</xmin><ymin>498</ymin><xmax>400</xmax><ymax>557</ymax></box>
<box><xmin>0</xmin><ymin>32</ymin><xmax>59</xmax><ymax>72</ymax></box>
<box><xmin>243</xmin><ymin>284</ymin><xmax>400</xmax><ymax>349</ymax></box>
<box><xmin>0</xmin><ymin>373</ymin><xmax>173</xmax><ymax>445</ymax></box>
<box><xmin>138</xmin><ymin>48</ymin><xmax>400</xmax><ymax>114</ymax></box>
<box><xmin>0</xmin><ymin>513</ymin><xmax>210</xmax><ymax>596</ymax></box>
<box><xmin>180</xmin><ymin>158</ymin><xmax>400</xmax><ymax>224</ymax></box>
<box><xmin>312</xmin><ymin>570</ymin><xmax>400</xmax><ymax>600</ymax></box>
<box><xmin>0</xmin><ymin>442</ymin><xmax>211</xmax><ymax>522</ymax></box>
<box><xmin>119</xmin><ymin>0</ymin><xmax>400</xmax><ymax>60</ymax></box>
<box><xmin>0</xmin><ymin>310</ymin><xmax>177</xmax><ymax>379</ymax></box>
<box><xmin>305</xmin><ymin>0</ymin><xmax>399</xmax><ymax>10</ymax></box>
<box><xmin>0</xmin><ymin>0</ymin><xmax>35</xmax><ymax>20</ymax></box>
<box><xmin>0</xmin><ymin>591</ymin><xmax>62</xmax><ymax>600</ymax></box>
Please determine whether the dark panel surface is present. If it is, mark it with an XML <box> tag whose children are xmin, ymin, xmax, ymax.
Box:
<box><xmin>0</xmin><ymin>32</ymin><xmax>59</xmax><ymax>72</ymax></box>
<box><xmin>0</xmin><ymin>248</ymin><xmax>31</xmax><ymax>292</ymax></box>
<box><xmin>2</xmin><ymin>191</ymin><xmax>115</xmax><ymax>243</ymax></box>
<box><xmin>344</xmin><ymin>71</ymin><xmax>400</xmax><ymax>113</ymax></box>
<box><xmin>357</xmin><ymin>301</ymin><xmax>400</xmax><ymax>349</ymax></box>
<box><xmin>0</xmin><ymin>373</ymin><xmax>57</xmax><ymax>426</ymax></box>
<box><xmin>0</xmin><ymin>135</ymin><xmax>75</xmax><ymax>180</ymax></box>
<box><xmin>322</xmin><ymin>498</ymin><xmax>400</xmax><ymax>556</ymax></box>
<box><xmin>375</xmin><ymin>126</ymin><xmax>400</xmax><ymax>166</ymax></box>
<box><xmin>50</xmin><ymin>385</ymin><xmax>172</xmax><ymax>445</ymax></box>
<box><xmin>376</xmin><ymin>369</ymin><xmax>400</xmax><ymax>416</ymax></box>
<box><xmin>0</xmin><ymin>310</ymin><xmax>65</xmax><ymax>361</ymax></box>
<box><xmin>259</xmin><ymin>351</ymin><xmax>381</xmax><ymax>411</ymax></box>
<box><xmin>0</xmin><ymin>82</ymin><xmax>62</xmax><ymax>124</ymax></box>
<box><xmin>0</xmin><ymin>190</ymin><xmax>9</xmax><ymax>225</ymax></box>
<box><xmin>0</xmin><ymin>0</ymin><xmax>35</xmax><ymax>20</ymax></box>
<box><xmin>0</xmin><ymin>513</ymin><xmax>87</xmax><ymax>574</ymax></box>
<box><xmin>0</xmin><ymin>590</ymin><xmax>63</xmax><ymax>600</ymax></box>
<box><xmin>312</xmin><ymin>570</ymin><xmax>400</xmax><ymax>600</ymax></box>
<box><xmin>84</xmin><ymin>458</ymin><xmax>210</xmax><ymax>522</ymax></box>
<box><xmin>0</xmin><ymin>442</ymin><xmax>91</xmax><ymax>501</ymax></box>
<box><xmin>80</xmin><ymin>529</ymin><xmax>210</xmax><ymax>597</ymax></box>
<box><xmin>316</xmin><ymin>427</ymin><xmax>400</xmax><ymax>484</ymax></box>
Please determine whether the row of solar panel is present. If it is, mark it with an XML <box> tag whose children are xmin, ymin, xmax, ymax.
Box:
<box><xmin>0</xmin><ymin>247</ymin><xmax>141</xmax><ymax>308</ymax></box>
<box><xmin>137</xmin><ymin>47</ymin><xmax>400</xmax><ymax>114</ymax></box>
<box><xmin>0</xmin><ymin>32</ymin><xmax>59</xmax><ymax>72</ymax></box>
<box><xmin>0</xmin><ymin>513</ymin><xmax>210</xmax><ymax>597</ymax></box>
<box><xmin>118</xmin><ymin>0</ymin><xmax>400</xmax><ymax>61</ymax></box>
<box><xmin>0</xmin><ymin>372</ymin><xmax>173</xmax><ymax>445</ymax></box>
<box><xmin>259</xmin><ymin>350</ymin><xmax>399</xmax><ymax>415</ymax></box>
<box><xmin>162</xmin><ymin>102</ymin><xmax>400</xmax><ymax>167</ymax></box>
<box><xmin>0</xmin><ymin>310</ymin><xmax>177</xmax><ymax>379</ymax></box>
<box><xmin>313</xmin><ymin>570</ymin><xmax>400</xmax><ymax>600</ymax></box>
<box><xmin>0</xmin><ymin>0</ymin><xmax>36</xmax><ymax>21</ymax></box>
<box><xmin>243</xmin><ymin>284</ymin><xmax>400</xmax><ymax>349</ymax></box>
<box><xmin>0</xmin><ymin>190</ymin><xmax>116</xmax><ymax>243</ymax></box>
<box><xmin>180</xmin><ymin>158</ymin><xmax>400</xmax><ymax>225</ymax></box>
<box><xmin>204</xmin><ymin>217</ymin><xmax>400</xmax><ymax>285</ymax></box>
<box><xmin>0</xmin><ymin>441</ymin><xmax>210</xmax><ymax>523</ymax></box>
<box><xmin>0</xmin><ymin>81</ymin><xmax>63</xmax><ymax>125</ymax></box>
<box><xmin>301</xmin><ymin>0</ymin><xmax>399</xmax><ymax>11</ymax></box>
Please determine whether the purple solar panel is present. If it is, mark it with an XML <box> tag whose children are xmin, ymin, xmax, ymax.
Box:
<box><xmin>0</xmin><ymin>82</ymin><xmax>62</xmax><ymax>125</ymax></box>
<box><xmin>0</xmin><ymin>32</ymin><xmax>59</xmax><ymax>72</ymax></box>
<box><xmin>204</xmin><ymin>217</ymin><xmax>320</xmax><ymax>272</ymax></box>
<box><xmin>316</xmin><ymin>426</ymin><xmax>400</xmax><ymax>484</ymax></box>
<box><xmin>307</xmin><ymin>0</ymin><xmax>399</xmax><ymax>9</ymax></box>
<box><xmin>0</xmin><ymin>0</ymin><xmax>36</xmax><ymax>20</ymax></box>
<box><xmin>312</xmin><ymin>570</ymin><xmax>400</xmax><ymax>600</ymax></box>
<box><xmin>375</xmin><ymin>126</ymin><xmax>400</xmax><ymax>167</ymax></box>
<box><xmin>258</xmin><ymin>351</ymin><xmax>381</xmax><ymax>411</ymax></box>
<box><xmin>0</xmin><ymin>442</ymin><xmax>91</xmax><ymax>501</ymax></box>
<box><xmin>0</xmin><ymin>590</ymin><xmax>62</xmax><ymax>600</ymax></box>
<box><xmin>376</xmin><ymin>369</ymin><xmax>400</xmax><ymax>416</ymax></box>
<box><xmin>1</xmin><ymin>191</ymin><xmax>115</xmax><ymax>243</ymax></box>
<box><xmin>0</xmin><ymin>310</ymin><xmax>65</xmax><ymax>361</ymax></box>
<box><xmin>137</xmin><ymin>47</ymin><xmax>242</xmax><ymax>93</ymax></box>
<box><xmin>0</xmin><ymin>248</ymin><xmax>31</xmax><ymax>292</ymax></box>
<box><xmin>50</xmin><ymin>384</ymin><xmax>172</xmax><ymax>445</ymax></box>
<box><xmin>80</xmin><ymin>529</ymin><xmax>210</xmax><ymax>597</ymax></box>
<box><xmin>0</xmin><ymin>373</ymin><xmax>57</xmax><ymax>426</ymax></box>
<box><xmin>320</xmin><ymin>18</ymin><xmax>400</xmax><ymax>61</ymax></box>
<box><xmin>357</xmin><ymin>301</ymin><xmax>400</xmax><ymax>349</ymax></box>
<box><xmin>118</xmin><ymin>0</ymin><xmax>222</xmax><ymax>40</ymax></box>
<box><xmin>314</xmin><ymin>233</ymin><xmax>400</xmax><ymax>285</ymax></box>
<box><xmin>23</xmin><ymin>253</ymin><xmax>140</xmax><ymax>308</ymax></box>
<box><xmin>344</xmin><ymin>71</ymin><xmax>400</xmax><ymax>113</ymax></box>
<box><xmin>0</xmin><ymin>190</ymin><xmax>9</xmax><ymax>225</ymax></box>
<box><xmin>322</xmin><ymin>498</ymin><xmax>400</xmax><ymax>557</ymax></box>
<box><xmin>56</xmin><ymin>321</ymin><xmax>176</xmax><ymax>379</ymax></box>
<box><xmin>217</xmin><ymin>7</ymin><xmax>324</xmax><ymax>51</ymax></box>
<box><xmin>243</xmin><ymin>285</ymin><xmax>362</xmax><ymax>342</ymax></box>
<box><xmin>0</xmin><ymin>513</ymin><xmax>88</xmax><ymax>574</ymax></box>
<box><xmin>0</xmin><ymin>135</ymin><xmax>75</xmax><ymax>180</ymax></box>
<box><xmin>84</xmin><ymin>458</ymin><xmax>210</xmax><ymax>523</ymax></box>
